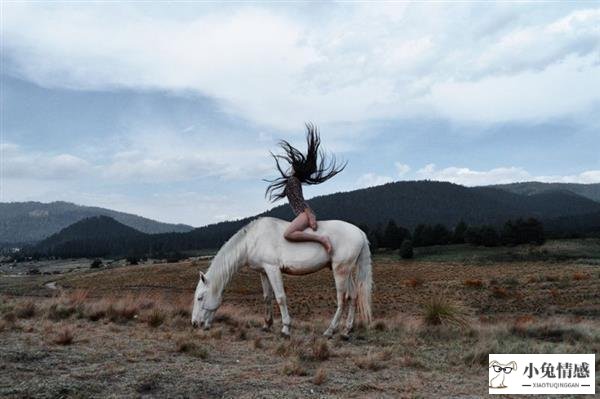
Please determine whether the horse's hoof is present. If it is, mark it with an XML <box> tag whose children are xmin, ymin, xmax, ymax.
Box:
<box><xmin>340</xmin><ymin>333</ymin><xmax>351</xmax><ymax>341</ymax></box>
<box><xmin>323</xmin><ymin>330</ymin><xmax>333</xmax><ymax>339</ymax></box>
<box><xmin>280</xmin><ymin>331</ymin><xmax>291</xmax><ymax>339</ymax></box>
<box><xmin>262</xmin><ymin>325</ymin><xmax>271</xmax><ymax>332</ymax></box>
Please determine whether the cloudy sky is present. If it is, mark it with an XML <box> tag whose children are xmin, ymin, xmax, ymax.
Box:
<box><xmin>2</xmin><ymin>1</ymin><xmax>599</xmax><ymax>226</ymax></box>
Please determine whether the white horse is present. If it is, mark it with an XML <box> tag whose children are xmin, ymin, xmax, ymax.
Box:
<box><xmin>191</xmin><ymin>217</ymin><xmax>372</xmax><ymax>338</ymax></box>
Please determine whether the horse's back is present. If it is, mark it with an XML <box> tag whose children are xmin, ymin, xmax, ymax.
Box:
<box><xmin>255</xmin><ymin>217</ymin><xmax>365</xmax><ymax>241</ymax></box>
<box><xmin>248</xmin><ymin>217</ymin><xmax>366</xmax><ymax>266</ymax></box>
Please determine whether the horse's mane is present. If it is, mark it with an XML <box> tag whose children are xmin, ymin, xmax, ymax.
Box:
<box><xmin>205</xmin><ymin>220</ymin><xmax>256</xmax><ymax>295</ymax></box>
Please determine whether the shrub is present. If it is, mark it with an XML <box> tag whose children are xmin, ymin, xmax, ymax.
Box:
<box><xmin>90</xmin><ymin>259</ymin><xmax>103</xmax><ymax>268</ymax></box>
<box><xmin>399</xmin><ymin>239</ymin><xmax>414</xmax><ymax>259</ymax></box>
<box><xmin>126</xmin><ymin>256</ymin><xmax>139</xmax><ymax>265</ymax></box>
<box><xmin>422</xmin><ymin>295</ymin><xmax>467</xmax><ymax>327</ymax></box>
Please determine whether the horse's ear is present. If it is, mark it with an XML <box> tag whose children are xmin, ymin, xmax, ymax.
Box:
<box><xmin>199</xmin><ymin>271</ymin><xmax>208</xmax><ymax>284</ymax></box>
<box><xmin>489</xmin><ymin>360</ymin><xmax>499</xmax><ymax>368</ymax></box>
<box><xmin>508</xmin><ymin>361</ymin><xmax>517</xmax><ymax>370</ymax></box>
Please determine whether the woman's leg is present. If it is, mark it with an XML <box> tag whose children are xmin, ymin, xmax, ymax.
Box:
<box><xmin>284</xmin><ymin>213</ymin><xmax>332</xmax><ymax>253</ymax></box>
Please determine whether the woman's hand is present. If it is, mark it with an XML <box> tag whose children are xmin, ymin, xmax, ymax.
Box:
<box><xmin>305</xmin><ymin>208</ymin><xmax>317</xmax><ymax>230</ymax></box>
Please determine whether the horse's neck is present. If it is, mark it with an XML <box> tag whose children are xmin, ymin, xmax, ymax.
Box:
<box><xmin>206</xmin><ymin>229</ymin><xmax>248</xmax><ymax>295</ymax></box>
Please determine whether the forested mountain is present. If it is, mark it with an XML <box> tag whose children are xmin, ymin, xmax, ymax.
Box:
<box><xmin>493</xmin><ymin>182</ymin><xmax>600</xmax><ymax>202</ymax></box>
<box><xmin>0</xmin><ymin>201</ymin><xmax>193</xmax><ymax>244</ymax></box>
<box><xmin>29</xmin><ymin>181</ymin><xmax>600</xmax><ymax>257</ymax></box>
<box><xmin>264</xmin><ymin>181</ymin><xmax>600</xmax><ymax>229</ymax></box>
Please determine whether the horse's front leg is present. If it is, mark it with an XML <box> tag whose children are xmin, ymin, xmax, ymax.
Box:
<box><xmin>260</xmin><ymin>273</ymin><xmax>274</xmax><ymax>331</ymax></box>
<box><xmin>264</xmin><ymin>265</ymin><xmax>292</xmax><ymax>337</ymax></box>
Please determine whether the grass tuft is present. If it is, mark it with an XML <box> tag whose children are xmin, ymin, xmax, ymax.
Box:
<box><xmin>176</xmin><ymin>341</ymin><xmax>208</xmax><ymax>359</ymax></box>
<box><xmin>572</xmin><ymin>272</ymin><xmax>590</xmax><ymax>281</ymax></box>
<box><xmin>354</xmin><ymin>351</ymin><xmax>386</xmax><ymax>371</ymax></box>
<box><xmin>311</xmin><ymin>338</ymin><xmax>330</xmax><ymax>361</ymax></box>
<box><xmin>510</xmin><ymin>323</ymin><xmax>586</xmax><ymax>343</ymax></box>
<box><xmin>253</xmin><ymin>336</ymin><xmax>263</xmax><ymax>349</ymax></box>
<box><xmin>15</xmin><ymin>301</ymin><xmax>36</xmax><ymax>319</ymax></box>
<box><xmin>490</xmin><ymin>286</ymin><xmax>509</xmax><ymax>299</ymax></box>
<box><xmin>404</xmin><ymin>278</ymin><xmax>424</xmax><ymax>288</ymax></box>
<box><xmin>313</xmin><ymin>368</ymin><xmax>327</xmax><ymax>385</ymax></box>
<box><xmin>53</xmin><ymin>327</ymin><xmax>74</xmax><ymax>345</ymax></box>
<box><xmin>47</xmin><ymin>304</ymin><xmax>76</xmax><ymax>321</ymax></box>
<box><xmin>373</xmin><ymin>320</ymin><xmax>387</xmax><ymax>331</ymax></box>
<box><xmin>422</xmin><ymin>295</ymin><xmax>468</xmax><ymax>327</ymax></box>
<box><xmin>464</xmin><ymin>279</ymin><xmax>484</xmax><ymax>288</ymax></box>
<box><xmin>282</xmin><ymin>357</ymin><xmax>308</xmax><ymax>376</ymax></box>
<box><xmin>106</xmin><ymin>300</ymin><xmax>138</xmax><ymax>323</ymax></box>
<box><xmin>146</xmin><ymin>308</ymin><xmax>166</xmax><ymax>328</ymax></box>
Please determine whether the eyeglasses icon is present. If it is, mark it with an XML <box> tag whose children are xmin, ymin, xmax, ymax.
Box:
<box><xmin>493</xmin><ymin>365</ymin><xmax>514</xmax><ymax>374</ymax></box>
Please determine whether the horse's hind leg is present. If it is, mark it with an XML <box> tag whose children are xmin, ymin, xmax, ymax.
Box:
<box><xmin>324</xmin><ymin>264</ymin><xmax>349</xmax><ymax>338</ymax></box>
<box><xmin>260</xmin><ymin>273</ymin><xmax>274</xmax><ymax>331</ymax></box>
<box><xmin>341</xmin><ymin>275</ymin><xmax>357</xmax><ymax>339</ymax></box>
<box><xmin>264</xmin><ymin>265</ymin><xmax>292</xmax><ymax>337</ymax></box>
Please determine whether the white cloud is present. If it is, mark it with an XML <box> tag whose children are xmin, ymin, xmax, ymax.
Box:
<box><xmin>395</xmin><ymin>163</ymin><xmax>411</xmax><ymax>176</ymax></box>
<box><xmin>356</xmin><ymin>173</ymin><xmax>393</xmax><ymax>188</ymax></box>
<box><xmin>3</xmin><ymin>4</ymin><xmax>599</xmax><ymax>128</ymax></box>
<box><xmin>102</xmin><ymin>129</ymin><xmax>273</xmax><ymax>182</ymax></box>
<box><xmin>536</xmin><ymin>170</ymin><xmax>600</xmax><ymax>184</ymax></box>
<box><xmin>415</xmin><ymin>164</ymin><xmax>600</xmax><ymax>186</ymax></box>
<box><xmin>2</xmin><ymin>143</ymin><xmax>91</xmax><ymax>180</ymax></box>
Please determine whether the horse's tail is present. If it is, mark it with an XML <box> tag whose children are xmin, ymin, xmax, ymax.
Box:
<box><xmin>355</xmin><ymin>233</ymin><xmax>372</xmax><ymax>324</ymax></box>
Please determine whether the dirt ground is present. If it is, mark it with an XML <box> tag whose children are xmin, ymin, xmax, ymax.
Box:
<box><xmin>1</xmin><ymin>248</ymin><xmax>599</xmax><ymax>398</ymax></box>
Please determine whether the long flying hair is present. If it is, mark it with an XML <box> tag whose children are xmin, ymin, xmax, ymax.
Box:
<box><xmin>264</xmin><ymin>123</ymin><xmax>347</xmax><ymax>202</ymax></box>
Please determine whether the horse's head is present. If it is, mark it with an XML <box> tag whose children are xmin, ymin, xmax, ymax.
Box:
<box><xmin>191</xmin><ymin>271</ymin><xmax>221</xmax><ymax>329</ymax></box>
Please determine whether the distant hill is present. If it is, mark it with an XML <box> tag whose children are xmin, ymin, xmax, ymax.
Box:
<box><xmin>34</xmin><ymin>216</ymin><xmax>147</xmax><ymax>258</ymax></box>
<box><xmin>30</xmin><ymin>181</ymin><xmax>600</xmax><ymax>257</ymax></box>
<box><xmin>0</xmin><ymin>201</ymin><xmax>193</xmax><ymax>244</ymax></box>
<box><xmin>492</xmin><ymin>182</ymin><xmax>600</xmax><ymax>203</ymax></box>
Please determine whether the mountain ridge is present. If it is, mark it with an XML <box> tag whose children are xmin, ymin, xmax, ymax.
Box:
<box><xmin>491</xmin><ymin>181</ymin><xmax>600</xmax><ymax>202</ymax></box>
<box><xmin>0</xmin><ymin>201</ymin><xmax>194</xmax><ymax>244</ymax></box>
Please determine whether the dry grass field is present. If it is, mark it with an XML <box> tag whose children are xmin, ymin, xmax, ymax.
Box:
<box><xmin>1</xmin><ymin>240</ymin><xmax>599</xmax><ymax>398</ymax></box>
